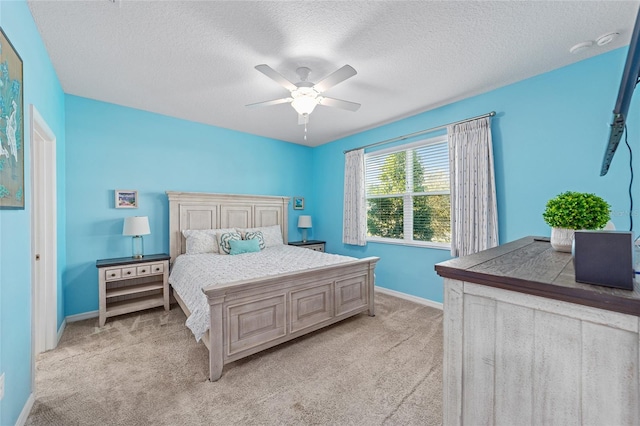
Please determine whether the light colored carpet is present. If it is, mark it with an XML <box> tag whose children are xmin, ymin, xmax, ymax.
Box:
<box><xmin>26</xmin><ymin>292</ymin><xmax>443</xmax><ymax>425</ymax></box>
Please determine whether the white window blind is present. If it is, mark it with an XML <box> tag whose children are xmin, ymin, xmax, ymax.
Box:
<box><xmin>365</xmin><ymin>136</ymin><xmax>451</xmax><ymax>246</ymax></box>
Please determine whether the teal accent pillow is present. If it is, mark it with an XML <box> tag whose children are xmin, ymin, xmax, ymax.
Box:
<box><xmin>229</xmin><ymin>238</ymin><xmax>261</xmax><ymax>255</ymax></box>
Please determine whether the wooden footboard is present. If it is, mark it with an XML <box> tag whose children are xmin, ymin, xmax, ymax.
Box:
<box><xmin>204</xmin><ymin>257</ymin><xmax>378</xmax><ymax>381</ymax></box>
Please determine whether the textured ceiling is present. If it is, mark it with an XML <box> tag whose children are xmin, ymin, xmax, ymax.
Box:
<box><xmin>27</xmin><ymin>0</ymin><xmax>640</xmax><ymax>146</ymax></box>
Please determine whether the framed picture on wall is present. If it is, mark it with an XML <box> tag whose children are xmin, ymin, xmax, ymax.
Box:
<box><xmin>0</xmin><ymin>27</ymin><xmax>24</xmax><ymax>209</ymax></box>
<box><xmin>115</xmin><ymin>190</ymin><xmax>138</xmax><ymax>208</ymax></box>
<box><xmin>293</xmin><ymin>196</ymin><xmax>304</xmax><ymax>210</ymax></box>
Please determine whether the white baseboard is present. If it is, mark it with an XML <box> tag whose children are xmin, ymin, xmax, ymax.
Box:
<box><xmin>375</xmin><ymin>286</ymin><xmax>443</xmax><ymax>310</ymax></box>
<box><xmin>15</xmin><ymin>393</ymin><xmax>35</xmax><ymax>426</ymax></box>
<box><xmin>65</xmin><ymin>310</ymin><xmax>98</xmax><ymax>323</ymax></box>
<box><xmin>56</xmin><ymin>318</ymin><xmax>66</xmax><ymax>345</ymax></box>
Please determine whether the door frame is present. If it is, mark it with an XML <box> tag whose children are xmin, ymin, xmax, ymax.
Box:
<box><xmin>30</xmin><ymin>104</ymin><xmax>57</xmax><ymax>360</ymax></box>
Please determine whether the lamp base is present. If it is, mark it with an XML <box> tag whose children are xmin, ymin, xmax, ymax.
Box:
<box><xmin>302</xmin><ymin>229</ymin><xmax>308</xmax><ymax>243</ymax></box>
<box><xmin>132</xmin><ymin>235</ymin><xmax>144</xmax><ymax>259</ymax></box>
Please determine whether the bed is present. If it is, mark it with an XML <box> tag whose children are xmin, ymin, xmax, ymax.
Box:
<box><xmin>167</xmin><ymin>191</ymin><xmax>379</xmax><ymax>381</ymax></box>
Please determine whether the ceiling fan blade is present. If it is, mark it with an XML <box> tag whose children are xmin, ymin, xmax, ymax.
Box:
<box><xmin>319</xmin><ymin>97</ymin><xmax>361</xmax><ymax>112</ymax></box>
<box><xmin>255</xmin><ymin>64</ymin><xmax>298</xmax><ymax>92</ymax></box>
<box><xmin>313</xmin><ymin>65</ymin><xmax>357</xmax><ymax>93</ymax></box>
<box><xmin>246</xmin><ymin>97</ymin><xmax>292</xmax><ymax>108</ymax></box>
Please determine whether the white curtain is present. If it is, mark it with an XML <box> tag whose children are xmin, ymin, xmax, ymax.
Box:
<box><xmin>343</xmin><ymin>149</ymin><xmax>367</xmax><ymax>246</ymax></box>
<box><xmin>448</xmin><ymin>117</ymin><xmax>498</xmax><ymax>257</ymax></box>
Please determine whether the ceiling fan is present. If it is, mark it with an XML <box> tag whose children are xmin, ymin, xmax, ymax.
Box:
<box><xmin>246</xmin><ymin>64</ymin><xmax>361</xmax><ymax>127</ymax></box>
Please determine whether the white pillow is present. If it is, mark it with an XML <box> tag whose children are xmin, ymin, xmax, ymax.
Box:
<box><xmin>182</xmin><ymin>229</ymin><xmax>217</xmax><ymax>254</ymax></box>
<box><xmin>239</xmin><ymin>225</ymin><xmax>283</xmax><ymax>248</ymax></box>
<box><xmin>243</xmin><ymin>230</ymin><xmax>266</xmax><ymax>250</ymax></box>
<box><xmin>182</xmin><ymin>228</ymin><xmax>237</xmax><ymax>254</ymax></box>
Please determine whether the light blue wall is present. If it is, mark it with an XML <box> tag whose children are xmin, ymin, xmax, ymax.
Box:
<box><xmin>312</xmin><ymin>47</ymin><xmax>636</xmax><ymax>304</ymax></box>
<box><xmin>3</xmin><ymin>2</ymin><xmax>638</xmax><ymax>423</ymax></box>
<box><xmin>0</xmin><ymin>1</ymin><xmax>66</xmax><ymax>424</ymax></box>
<box><xmin>64</xmin><ymin>95</ymin><xmax>313</xmax><ymax>316</ymax></box>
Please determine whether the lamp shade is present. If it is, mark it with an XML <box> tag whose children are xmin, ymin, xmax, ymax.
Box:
<box><xmin>298</xmin><ymin>215</ymin><xmax>312</xmax><ymax>229</ymax></box>
<box><xmin>123</xmin><ymin>216</ymin><xmax>150</xmax><ymax>236</ymax></box>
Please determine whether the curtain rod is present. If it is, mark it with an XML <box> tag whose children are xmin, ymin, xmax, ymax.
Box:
<box><xmin>343</xmin><ymin>111</ymin><xmax>496</xmax><ymax>154</ymax></box>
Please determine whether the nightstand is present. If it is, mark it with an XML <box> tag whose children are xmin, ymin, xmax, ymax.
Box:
<box><xmin>96</xmin><ymin>253</ymin><xmax>170</xmax><ymax>326</ymax></box>
<box><xmin>288</xmin><ymin>240</ymin><xmax>326</xmax><ymax>252</ymax></box>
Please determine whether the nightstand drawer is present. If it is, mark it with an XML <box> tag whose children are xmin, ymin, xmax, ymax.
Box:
<box><xmin>105</xmin><ymin>268</ymin><xmax>122</xmax><ymax>281</ymax></box>
<box><xmin>305</xmin><ymin>244</ymin><xmax>325</xmax><ymax>252</ymax></box>
<box><xmin>104</xmin><ymin>263</ymin><xmax>164</xmax><ymax>281</ymax></box>
<box><xmin>136</xmin><ymin>265</ymin><xmax>151</xmax><ymax>276</ymax></box>
<box><xmin>150</xmin><ymin>263</ymin><xmax>164</xmax><ymax>274</ymax></box>
<box><xmin>121</xmin><ymin>267</ymin><xmax>136</xmax><ymax>278</ymax></box>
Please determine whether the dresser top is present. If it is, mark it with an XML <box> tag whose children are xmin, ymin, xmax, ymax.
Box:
<box><xmin>435</xmin><ymin>236</ymin><xmax>640</xmax><ymax>317</ymax></box>
<box><xmin>96</xmin><ymin>253</ymin><xmax>170</xmax><ymax>268</ymax></box>
<box><xmin>288</xmin><ymin>240</ymin><xmax>325</xmax><ymax>246</ymax></box>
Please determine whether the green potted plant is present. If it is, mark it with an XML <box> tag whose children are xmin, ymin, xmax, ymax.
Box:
<box><xmin>542</xmin><ymin>191</ymin><xmax>611</xmax><ymax>252</ymax></box>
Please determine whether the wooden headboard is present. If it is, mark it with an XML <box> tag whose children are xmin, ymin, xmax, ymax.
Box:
<box><xmin>166</xmin><ymin>191</ymin><xmax>290</xmax><ymax>263</ymax></box>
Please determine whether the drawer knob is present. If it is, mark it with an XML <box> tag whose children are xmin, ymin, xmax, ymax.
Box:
<box><xmin>155</xmin><ymin>268</ymin><xmax>160</xmax><ymax>271</ymax></box>
<box><xmin>110</xmin><ymin>273</ymin><xmax>116</xmax><ymax>277</ymax></box>
<box><xmin>141</xmin><ymin>269</ymin><xmax>146</xmax><ymax>273</ymax></box>
<box><xmin>127</xmin><ymin>271</ymin><xmax>132</xmax><ymax>275</ymax></box>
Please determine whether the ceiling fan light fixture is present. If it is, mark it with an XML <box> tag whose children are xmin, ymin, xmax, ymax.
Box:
<box><xmin>291</xmin><ymin>94</ymin><xmax>319</xmax><ymax>116</ymax></box>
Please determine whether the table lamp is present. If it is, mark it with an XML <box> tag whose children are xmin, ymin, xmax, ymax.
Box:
<box><xmin>123</xmin><ymin>216</ymin><xmax>150</xmax><ymax>258</ymax></box>
<box><xmin>298</xmin><ymin>215</ymin><xmax>312</xmax><ymax>243</ymax></box>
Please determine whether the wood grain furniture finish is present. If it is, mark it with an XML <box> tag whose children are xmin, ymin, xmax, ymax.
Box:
<box><xmin>288</xmin><ymin>240</ymin><xmax>326</xmax><ymax>252</ymax></box>
<box><xmin>97</xmin><ymin>254</ymin><xmax>170</xmax><ymax>327</ymax></box>
<box><xmin>167</xmin><ymin>191</ymin><xmax>379</xmax><ymax>381</ymax></box>
<box><xmin>435</xmin><ymin>236</ymin><xmax>640</xmax><ymax>425</ymax></box>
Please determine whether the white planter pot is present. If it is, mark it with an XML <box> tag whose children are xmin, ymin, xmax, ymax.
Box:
<box><xmin>550</xmin><ymin>227</ymin><xmax>575</xmax><ymax>252</ymax></box>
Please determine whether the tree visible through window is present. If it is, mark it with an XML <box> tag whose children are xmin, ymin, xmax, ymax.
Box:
<box><xmin>365</xmin><ymin>136</ymin><xmax>451</xmax><ymax>245</ymax></box>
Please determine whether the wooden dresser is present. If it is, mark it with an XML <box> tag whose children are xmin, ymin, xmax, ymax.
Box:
<box><xmin>435</xmin><ymin>236</ymin><xmax>640</xmax><ymax>425</ymax></box>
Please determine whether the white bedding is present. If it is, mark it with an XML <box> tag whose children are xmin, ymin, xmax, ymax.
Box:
<box><xmin>169</xmin><ymin>245</ymin><xmax>356</xmax><ymax>341</ymax></box>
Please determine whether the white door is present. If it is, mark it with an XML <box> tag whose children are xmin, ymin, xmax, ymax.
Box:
<box><xmin>30</xmin><ymin>105</ymin><xmax>57</xmax><ymax>356</ymax></box>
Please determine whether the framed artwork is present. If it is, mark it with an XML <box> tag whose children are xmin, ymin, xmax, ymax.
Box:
<box><xmin>0</xmin><ymin>27</ymin><xmax>24</xmax><ymax>209</ymax></box>
<box><xmin>115</xmin><ymin>190</ymin><xmax>138</xmax><ymax>208</ymax></box>
<box><xmin>293</xmin><ymin>196</ymin><xmax>304</xmax><ymax>210</ymax></box>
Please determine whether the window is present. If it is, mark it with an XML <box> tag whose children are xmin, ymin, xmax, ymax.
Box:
<box><xmin>365</xmin><ymin>136</ymin><xmax>450</xmax><ymax>247</ymax></box>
